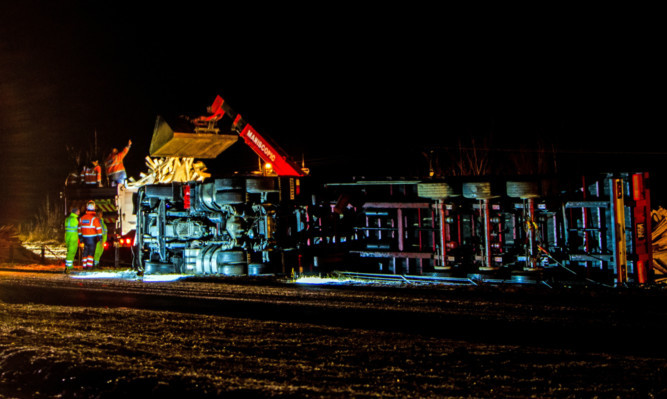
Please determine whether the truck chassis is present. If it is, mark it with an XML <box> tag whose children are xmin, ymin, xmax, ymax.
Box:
<box><xmin>134</xmin><ymin>172</ymin><xmax>654</xmax><ymax>286</ymax></box>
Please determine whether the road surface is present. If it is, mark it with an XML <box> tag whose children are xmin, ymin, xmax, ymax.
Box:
<box><xmin>1</xmin><ymin>265</ymin><xmax>667</xmax><ymax>398</ymax></box>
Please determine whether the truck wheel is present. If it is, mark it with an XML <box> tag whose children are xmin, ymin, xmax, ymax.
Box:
<box><xmin>462</xmin><ymin>182</ymin><xmax>494</xmax><ymax>199</ymax></box>
<box><xmin>248</xmin><ymin>263</ymin><xmax>269</xmax><ymax>275</ymax></box>
<box><xmin>217</xmin><ymin>250</ymin><xmax>246</xmax><ymax>264</ymax></box>
<box><xmin>218</xmin><ymin>264</ymin><xmax>246</xmax><ymax>276</ymax></box>
<box><xmin>201</xmin><ymin>246</ymin><xmax>219</xmax><ymax>274</ymax></box>
<box><xmin>506</xmin><ymin>181</ymin><xmax>539</xmax><ymax>199</ymax></box>
<box><xmin>144</xmin><ymin>262</ymin><xmax>177</xmax><ymax>275</ymax></box>
<box><xmin>417</xmin><ymin>182</ymin><xmax>459</xmax><ymax>200</ymax></box>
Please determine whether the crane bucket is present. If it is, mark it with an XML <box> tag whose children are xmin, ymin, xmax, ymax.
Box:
<box><xmin>149</xmin><ymin>115</ymin><xmax>238</xmax><ymax>159</ymax></box>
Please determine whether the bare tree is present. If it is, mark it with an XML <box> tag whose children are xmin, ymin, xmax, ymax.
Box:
<box><xmin>453</xmin><ymin>137</ymin><xmax>491</xmax><ymax>176</ymax></box>
<box><xmin>508</xmin><ymin>139</ymin><xmax>559</xmax><ymax>175</ymax></box>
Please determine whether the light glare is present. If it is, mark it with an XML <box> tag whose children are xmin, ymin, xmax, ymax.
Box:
<box><xmin>294</xmin><ymin>276</ymin><xmax>355</xmax><ymax>285</ymax></box>
<box><xmin>68</xmin><ymin>270</ymin><xmax>184</xmax><ymax>282</ymax></box>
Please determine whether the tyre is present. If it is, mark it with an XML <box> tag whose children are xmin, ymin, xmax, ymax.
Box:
<box><xmin>248</xmin><ymin>263</ymin><xmax>270</xmax><ymax>275</ymax></box>
<box><xmin>143</xmin><ymin>262</ymin><xmax>177</xmax><ymax>275</ymax></box>
<box><xmin>417</xmin><ymin>182</ymin><xmax>459</xmax><ymax>199</ymax></box>
<box><xmin>218</xmin><ymin>264</ymin><xmax>246</xmax><ymax>276</ymax></box>
<box><xmin>217</xmin><ymin>250</ymin><xmax>246</xmax><ymax>264</ymax></box>
<box><xmin>462</xmin><ymin>182</ymin><xmax>493</xmax><ymax>199</ymax></box>
<box><xmin>506</xmin><ymin>181</ymin><xmax>539</xmax><ymax>199</ymax></box>
<box><xmin>201</xmin><ymin>246</ymin><xmax>218</xmax><ymax>274</ymax></box>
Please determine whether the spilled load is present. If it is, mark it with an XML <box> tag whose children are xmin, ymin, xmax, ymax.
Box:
<box><xmin>125</xmin><ymin>103</ymin><xmax>243</xmax><ymax>187</ymax></box>
<box><xmin>126</xmin><ymin>156</ymin><xmax>211</xmax><ymax>187</ymax></box>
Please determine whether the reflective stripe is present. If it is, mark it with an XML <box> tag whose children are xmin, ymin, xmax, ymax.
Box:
<box><xmin>83</xmin><ymin>165</ymin><xmax>102</xmax><ymax>184</ymax></box>
<box><xmin>78</xmin><ymin>213</ymin><xmax>102</xmax><ymax>237</ymax></box>
<box><xmin>105</xmin><ymin>146</ymin><xmax>129</xmax><ymax>175</ymax></box>
<box><xmin>71</xmin><ymin>199</ymin><xmax>117</xmax><ymax>214</ymax></box>
<box><xmin>64</xmin><ymin>214</ymin><xmax>78</xmax><ymax>232</ymax></box>
<box><xmin>94</xmin><ymin>199</ymin><xmax>115</xmax><ymax>212</ymax></box>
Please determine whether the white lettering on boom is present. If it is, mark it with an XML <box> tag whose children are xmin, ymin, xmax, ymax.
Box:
<box><xmin>247</xmin><ymin>131</ymin><xmax>277</xmax><ymax>162</ymax></box>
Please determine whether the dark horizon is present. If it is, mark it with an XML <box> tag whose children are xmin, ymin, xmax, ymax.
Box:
<box><xmin>1</xmin><ymin>3</ymin><xmax>664</xmax><ymax>226</ymax></box>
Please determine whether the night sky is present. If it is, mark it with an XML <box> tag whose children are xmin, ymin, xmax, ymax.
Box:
<box><xmin>1</xmin><ymin>3</ymin><xmax>664</xmax><ymax>226</ymax></box>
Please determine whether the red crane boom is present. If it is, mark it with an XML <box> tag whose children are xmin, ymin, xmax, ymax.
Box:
<box><xmin>200</xmin><ymin>95</ymin><xmax>307</xmax><ymax>177</ymax></box>
<box><xmin>150</xmin><ymin>95</ymin><xmax>307</xmax><ymax>177</ymax></box>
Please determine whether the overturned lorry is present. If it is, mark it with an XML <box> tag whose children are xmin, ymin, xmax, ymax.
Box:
<box><xmin>128</xmin><ymin>95</ymin><xmax>656</xmax><ymax>286</ymax></box>
<box><xmin>134</xmin><ymin>172</ymin><xmax>654</xmax><ymax>286</ymax></box>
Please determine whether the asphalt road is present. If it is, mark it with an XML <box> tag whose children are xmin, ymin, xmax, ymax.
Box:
<box><xmin>1</xmin><ymin>271</ymin><xmax>666</xmax><ymax>354</ymax></box>
<box><xmin>1</xmin><ymin>268</ymin><xmax>667</xmax><ymax>397</ymax></box>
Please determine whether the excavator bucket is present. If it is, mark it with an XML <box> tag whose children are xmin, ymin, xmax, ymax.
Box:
<box><xmin>149</xmin><ymin>115</ymin><xmax>238</xmax><ymax>159</ymax></box>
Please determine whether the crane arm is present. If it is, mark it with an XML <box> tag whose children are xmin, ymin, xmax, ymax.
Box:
<box><xmin>202</xmin><ymin>95</ymin><xmax>307</xmax><ymax>177</ymax></box>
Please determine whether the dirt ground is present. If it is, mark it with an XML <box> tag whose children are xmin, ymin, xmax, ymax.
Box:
<box><xmin>1</xmin><ymin>262</ymin><xmax>667</xmax><ymax>398</ymax></box>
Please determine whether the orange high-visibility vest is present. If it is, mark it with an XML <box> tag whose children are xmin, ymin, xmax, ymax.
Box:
<box><xmin>78</xmin><ymin>212</ymin><xmax>102</xmax><ymax>238</ymax></box>
<box><xmin>105</xmin><ymin>147</ymin><xmax>129</xmax><ymax>175</ymax></box>
<box><xmin>80</xmin><ymin>166</ymin><xmax>88</xmax><ymax>184</ymax></box>
<box><xmin>84</xmin><ymin>165</ymin><xmax>102</xmax><ymax>185</ymax></box>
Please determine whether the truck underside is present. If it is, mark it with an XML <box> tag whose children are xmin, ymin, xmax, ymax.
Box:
<box><xmin>134</xmin><ymin>172</ymin><xmax>654</xmax><ymax>286</ymax></box>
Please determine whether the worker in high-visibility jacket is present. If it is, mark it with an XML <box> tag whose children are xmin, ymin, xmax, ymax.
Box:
<box><xmin>78</xmin><ymin>201</ymin><xmax>103</xmax><ymax>270</ymax></box>
<box><xmin>93</xmin><ymin>210</ymin><xmax>108</xmax><ymax>268</ymax></box>
<box><xmin>64</xmin><ymin>207</ymin><xmax>80</xmax><ymax>273</ymax></box>
<box><xmin>105</xmin><ymin>140</ymin><xmax>131</xmax><ymax>187</ymax></box>
<box><xmin>83</xmin><ymin>160</ymin><xmax>103</xmax><ymax>187</ymax></box>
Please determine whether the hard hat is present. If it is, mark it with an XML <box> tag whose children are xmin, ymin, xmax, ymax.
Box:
<box><xmin>86</xmin><ymin>201</ymin><xmax>96</xmax><ymax>211</ymax></box>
